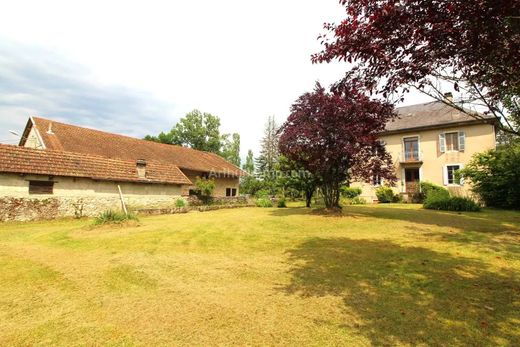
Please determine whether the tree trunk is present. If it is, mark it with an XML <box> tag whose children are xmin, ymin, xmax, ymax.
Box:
<box><xmin>322</xmin><ymin>180</ymin><xmax>341</xmax><ymax>209</ymax></box>
<box><xmin>305</xmin><ymin>188</ymin><xmax>313</xmax><ymax>208</ymax></box>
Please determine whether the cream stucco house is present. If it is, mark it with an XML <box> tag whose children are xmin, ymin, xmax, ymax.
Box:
<box><xmin>354</xmin><ymin>100</ymin><xmax>497</xmax><ymax>202</ymax></box>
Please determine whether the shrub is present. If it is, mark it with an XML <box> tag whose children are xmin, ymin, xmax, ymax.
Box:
<box><xmin>340</xmin><ymin>186</ymin><xmax>362</xmax><ymax>199</ymax></box>
<box><xmin>343</xmin><ymin>196</ymin><xmax>367</xmax><ymax>205</ymax></box>
<box><xmin>94</xmin><ymin>210</ymin><xmax>138</xmax><ymax>225</ymax></box>
<box><xmin>424</xmin><ymin>191</ymin><xmax>480</xmax><ymax>212</ymax></box>
<box><xmin>175</xmin><ymin>198</ymin><xmax>186</xmax><ymax>208</ymax></box>
<box><xmin>195</xmin><ymin>177</ymin><xmax>216</xmax><ymax>197</ymax></box>
<box><xmin>392</xmin><ymin>194</ymin><xmax>403</xmax><ymax>203</ymax></box>
<box><xmin>375</xmin><ymin>186</ymin><xmax>396</xmax><ymax>203</ymax></box>
<box><xmin>418</xmin><ymin>181</ymin><xmax>450</xmax><ymax>202</ymax></box>
<box><xmin>277</xmin><ymin>198</ymin><xmax>287</xmax><ymax>208</ymax></box>
<box><xmin>460</xmin><ymin>144</ymin><xmax>520</xmax><ymax>209</ymax></box>
<box><xmin>255</xmin><ymin>189</ymin><xmax>270</xmax><ymax>199</ymax></box>
<box><xmin>256</xmin><ymin>197</ymin><xmax>274</xmax><ymax>208</ymax></box>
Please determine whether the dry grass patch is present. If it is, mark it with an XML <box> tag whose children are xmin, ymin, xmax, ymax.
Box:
<box><xmin>0</xmin><ymin>204</ymin><xmax>519</xmax><ymax>346</ymax></box>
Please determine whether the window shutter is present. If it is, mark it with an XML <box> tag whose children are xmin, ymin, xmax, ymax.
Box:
<box><xmin>459</xmin><ymin>164</ymin><xmax>465</xmax><ymax>185</ymax></box>
<box><xmin>439</xmin><ymin>133</ymin><xmax>446</xmax><ymax>153</ymax></box>
<box><xmin>442</xmin><ymin>166</ymin><xmax>448</xmax><ymax>185</ymax></box>
<box><xmin>458</xmin><ymin>131</ymin><xmax>466</xmax><ymax>151</ymax></box>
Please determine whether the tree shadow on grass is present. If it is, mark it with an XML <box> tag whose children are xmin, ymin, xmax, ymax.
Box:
<box><xmin>270</xmin><ymin>205</ymin><xmax>520</xmax><ymax>234</ymax></box>
<box><xmin>280</xmin><ymin>237</ymin><xmax>520</xmax><ymax>346</ymax></box>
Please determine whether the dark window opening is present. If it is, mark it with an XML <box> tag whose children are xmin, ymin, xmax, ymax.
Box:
<box><xmin>29</xmin><ymin>181</ymin><xmax>54</xmax><ymax>195</ymax></box>
<box><xmin>226</xmin><ymin>188</ymin><xmax>237</xmax><ymax>197</ymax></box>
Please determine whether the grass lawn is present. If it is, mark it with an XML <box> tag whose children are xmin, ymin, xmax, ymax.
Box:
<box><xmin>1</xmin><ymin>204</ymin><xmax>519</xmax><ymax>346</ymax></box>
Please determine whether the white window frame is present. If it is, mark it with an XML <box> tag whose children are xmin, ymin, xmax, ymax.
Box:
<box><xmin>401</xmin><ymin>134</ymin><xmax>421</xmax><ymax>161</ymax></box>
<box><xmin>440</xmin><ymin>130</ymin><xmax>466</xmax><ymax>153</ymax></box>
<box><xmin>443</xmin><ymin>163</ymin><xmax>464</xmax><ymax>186</ymax></box>
<box><xmin>444</xmin><ymin>131</ymin><xmax>460</xmax><ymax>152</ymax></box>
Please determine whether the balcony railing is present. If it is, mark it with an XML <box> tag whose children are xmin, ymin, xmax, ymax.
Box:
<box><xmin>398</xmin><ymin>151</ymin><xmax>423</xmax><ymax>163</ymax></box>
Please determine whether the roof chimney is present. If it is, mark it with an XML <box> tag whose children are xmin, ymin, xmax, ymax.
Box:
<box><xmin>47</xmin><ymin>122</ymin><xmax>54</xmax><ymax>134</ymax></box>
<box><xmin>443</xmin><ymin>92</ymin><xmax>453</xmax><ymax>103</ymax></box>
<box><xmin>136</xmin><ymin>159</ymin><xmax>147</xmax><ymax>178</ymax></box>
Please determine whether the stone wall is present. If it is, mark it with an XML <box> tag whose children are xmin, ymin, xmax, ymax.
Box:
<box><xmin>136</xmin><ymin>203</ymin><xmax>254</xmax><ymax>216</ymax></box>
<box><xmin>0</xmin><ymin>173</ymin><xmax>186</xmax><ymax>221</ymax></box>
<box><xmin>184</xmin><ymin>195</ymin><xmax>248</xmax><ymax>206</ymax></box>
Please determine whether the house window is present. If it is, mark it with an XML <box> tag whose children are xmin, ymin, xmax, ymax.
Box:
<box><xmin>372</xmin><ymin>175</ymin><xmax>382</xmax><ymax>186</ymax></box>
<box><xmin>439</xmin><ymin>131</ymin><xmax>465</xmax><ymax>153</ymax></box>
<box><xmin>446</xmin><ymin>165</ymin><xmax>462</xmax><ymax>185</ymax></box>
<box><xmin>29</xmin><ymin>181</ymin><xmax>54</xmax><ymax>194</ymax></box>
<box><xmin>403</xmin><ymin>136</ymin><xmax>420</xmax><ymax>161</ymax></box>
<box><xmin>445</xmin><ymin>132</ymin><xmax>459</xmax><ymax>151</ymax></box>
<box><xmin>226</xmin><ymin>188</ymin><xmax>237</xmax><ymax>197</ymax></box>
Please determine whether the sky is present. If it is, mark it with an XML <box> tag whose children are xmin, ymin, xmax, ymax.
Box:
<box><xmin>0</xmin><ymin>0</ymin><xmax>432</xmax><ymax>160</ymax></box>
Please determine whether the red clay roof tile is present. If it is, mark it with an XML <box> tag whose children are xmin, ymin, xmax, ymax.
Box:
<box><xmin>0</xmin><ymin>144</ymin><xmax>192</xmax><ymax>185</ymax></box>
<box><xmin>28</xmin><ymin>117</ymin><xmax>247</xmax><ymax>177</ymax></box>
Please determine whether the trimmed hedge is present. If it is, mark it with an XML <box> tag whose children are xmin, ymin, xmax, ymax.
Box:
<box><xmin>424</xmin><ymin>191</ymin><xmax>480</xmax><ymax>212</ymax></box>
<box><xmin>415</xmin><ymin>181</ymin><xmax>450</xmax><ymax>203</ymax></box>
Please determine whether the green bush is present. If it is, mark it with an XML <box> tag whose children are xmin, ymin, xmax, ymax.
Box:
<box><xmin>340</xmin><ymin>186</ymin><xmax>362</xmax><ymax>199</ymax></box>
<box><xmin>175</xmin><ymin>198</ymin><xmax>187</xmax><ymax>208</ymax></box>
<box><xmin>94</xmin><ymin>210</ymin><xmax>138</xmax><ymax>225</ymax></box>
<box><xmin>418</xmin><ymin>181</ymin><xmax>450</xmax><ymax>202</ymax></box>
<box><xmin>255</xmin><ymin>189</ymin><xmax>271</xmax><ymax>199</ymax></box>
<box><xmin>195</xmin><ymin>177</ymin><xmax>216</xmax><ymax>197</ymax></box>
<box><xmin>343</xmin><ymin>196</ymin><xmax>367</xmax><ymax>205</ymax></box>
<box><xmin>460</xmin><ymin>144</ymin><xmax>520</xmax><ymax>209</ymax></box>
<box><xmin>256</xmin><ymin>197</ymin><xmax>274</xmax><ymax>208</ymax></box>
<box><xmin>375</xmin><ymin>186</ymin><xmax>396</xmax><ymax>203</ymax></box>
<box><xmin>277</xmin><ymin>198</ymin><xmax>287</xmax><ymax>208</ymax></box>
<box><xmin>424</xmin><ymin>191</ymin><xmax>480</xmax><ymax>212</ymax></box>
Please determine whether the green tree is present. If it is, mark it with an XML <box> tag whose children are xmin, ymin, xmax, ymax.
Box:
<box><xmin>242</xmin><ymin>150</ymin><xmax>255</xmax><ymax>174</ymax></box>
<box><xmin>239</xmin><ymin>149</ymin><xmax>262</xmax><ymax>196</ymax></box>
<box><xmin>221</xmin><ymin>133</ymin><xmax>241</xmax><ymax>167</ymax></box>
<box><xmin>276</xmin><ymin>156</ymin><xmax>319</xmax><ymax>208</ymax></box>
<box><xmin>144</xmin><ymin>109</ymin><xmax>222</xmax><ymax>153</ymax></box>
<box><xmin>143</xmin><ymin>132</ymin><xmax>174</xmax><ymax>144</ymax></box>
<box><xmin>171</xmin><ymin>110</ymin><xmax>222</xmax><ymax>153</ymax></box>
<box><xmin>255</xmin><ymin>115</ymin><xmax>280</xmax><ymax>195</ymax></box>
<box><xmin>255</xmin><ymin>115</ymin><xmax>279</xmax><ymax>173</ymax></box>
<box><xmin>460</xmin><ymin>142</ymin><xmax>520</xmax><ymax>209</ymax></box>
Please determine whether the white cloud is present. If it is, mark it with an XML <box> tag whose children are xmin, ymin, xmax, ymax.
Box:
<box><xmin>0</xmin><ymin>0</ymin><xmax>433</xmax><ymax>159</ymax></box>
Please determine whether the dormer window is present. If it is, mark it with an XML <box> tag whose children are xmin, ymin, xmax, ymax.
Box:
<box><xmin>136</xmin><ymin>159</ymin><xmax>147</xmax><ymax>178</ymax></box>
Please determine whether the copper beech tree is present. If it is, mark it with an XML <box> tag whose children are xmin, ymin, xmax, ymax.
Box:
<box><xmin>278</xmin><ymin>83</ymin><xmax>396</xmax><ymax>208</ymax></box>
<box><xmin>313</xmin><ymin>0</ymin><xmax>520</xmax><ymax>135</ymax></box>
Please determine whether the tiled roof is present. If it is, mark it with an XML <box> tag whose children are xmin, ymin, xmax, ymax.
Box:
<box><xmin>0</xmin><ymin>144</ymin><xmax>192</xmax><ymax>185</ymax></box>
<box><xmin>26</xmin><ymin>117</ymin><xmax>246</xmax><ymax>177</ymax></box>
<box><xmin>385</xmin><ymin>101</ymin><xmax>496</xmax><ymax>133</ymax></box>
